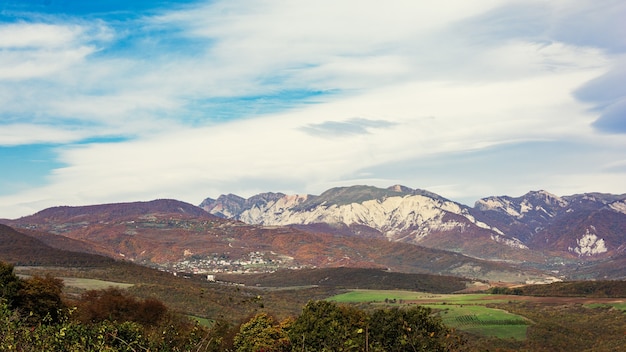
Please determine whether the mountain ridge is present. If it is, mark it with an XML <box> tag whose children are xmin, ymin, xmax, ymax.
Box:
<box><xmin>200</xmin><ymin>185</ymin><xmax>533</xmax><ymax>261</ymax></box>
<box><xmin>24</xmin><ymin>199</ymin><xmax>213</xmax><ymax>222</ymax></box>
<box><xmin>200</xmin><ymin>185</ymin><xmax>626</xmax><ymax>272</ymax></box>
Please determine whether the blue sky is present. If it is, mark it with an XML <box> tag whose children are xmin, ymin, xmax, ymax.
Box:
<box><xmin>1</xmin><ymin>0</ymin><xmax>625</xmax><ymax>218</ymax></box>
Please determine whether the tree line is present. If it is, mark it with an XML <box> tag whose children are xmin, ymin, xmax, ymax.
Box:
<box><xmin>487</xmin><ymin>280</ymin><xmax>626</xmax><ymax>297</ymax></box>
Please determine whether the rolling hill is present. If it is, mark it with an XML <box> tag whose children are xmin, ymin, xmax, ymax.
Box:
<box><xmin>0</xmin><ymin>223</ymin><xmax>114</xmax><ymax>267</ymax></box>
<box><xmin>2</xmin><ymin>199</ymin><xmax>550</xmax><ymax>283</ymax></box>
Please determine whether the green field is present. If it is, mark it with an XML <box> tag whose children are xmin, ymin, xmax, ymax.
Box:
<box><xmin>329</xmin><ymin>290</ymin><xmax>508</xmax><ymax>305</ymax></box>
<box><xmin>424</xmin><ymin>304</ymin><xmax>528</xmax><ymax>340</ymax></box>
<box><xmin>61</xmin><ymin>277</ymin><xmax>134</xmax><ymax>290</ymax></box>
<box><xmin>329</xmin><ymin>290</ymin><xmax>528</xmax><ymax>340</ymax></box>
<box><xmin>584</xmin><ymin>302</ymin><xmax>626</xmax><ymax>311</ymax></box>
<box><xmin>330</xmin><ymin>289</ymin><xmax>432</xmax><ymax>303</ymax></box>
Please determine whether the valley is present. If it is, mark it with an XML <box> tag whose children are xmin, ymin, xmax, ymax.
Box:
<box><xmin>4</xmin><ymin>257</ymin><xmax>626</xmax><ymax>351</ymax></box>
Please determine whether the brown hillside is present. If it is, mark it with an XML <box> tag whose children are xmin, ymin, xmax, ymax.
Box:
<box><xmin>0</xmin><ymin>224</ymin><xmax>114</xmax><ymax>266</ymax></box>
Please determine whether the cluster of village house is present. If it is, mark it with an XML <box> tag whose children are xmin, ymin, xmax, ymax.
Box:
<box><xmin>161</xmin><ymin>251</ymin><xmax>303</xmax><ymax>278</ymax></box>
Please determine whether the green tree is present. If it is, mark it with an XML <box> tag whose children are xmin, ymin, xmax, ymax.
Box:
<box><xmin>233</xmin><ymin>313</ymin><xmax>291</xmax><ymax>352</ymax></box>
<box><xmin>0</xmin><ymin>261</ymin><xmax>22</xmax><ymax>308</ymax></box>
<box><xmin>288</xmin><ymin>300</ymin><xmax>368</xmax><ymax>352</ymax></box>
<box><xmin>369</xmin><ymin>306</ymin><xmax>459</xmax><ymax>352</ymax></box>
<box><xmin>16</xmin><ymin>274</ymin><xmax>65</xmax><ymax>324</ymax></box>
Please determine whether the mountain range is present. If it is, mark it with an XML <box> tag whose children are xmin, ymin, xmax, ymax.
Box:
<box><xmin>3</xmin><ymin>185</ymin><xmax>626</xmax><ymax>282</ymax></box>
<box><xmin>200</xmin><ymin>185</ymin><xmax>626</xmax><ymax>278</ymax></box>
<box><xmin>201</xmin><ymin>185</ymin><xmax>626</xmax><ymax>259</ymax></box>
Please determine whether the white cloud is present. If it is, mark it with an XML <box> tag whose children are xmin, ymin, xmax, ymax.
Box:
<box><xmin>0</xmin><ymin>23</ymin><xmax>84</xmax><ymax>48</ymax></box>
<box><xmin>158</xmin><ymin>0</ymin><xmax>503</xmax><ymax>43</ymax></box>
<box><xmin>480</xmin><ymin>41</ymin><xmax>607</xmax><ymax>77</ymax></box>
<box><xmin>150</xmin><ymin>0</ymin><xmax>506</xmax><ymax>90</ymax></box>
<box><xmin>0</xmin><ymin>22</ymin><xmax>112</xmax><ymax>80</ymax></box>
<box><xmin>0</xmin><ymin>46</ymin><xmax>95</xmax><ymax>80</ymax></box>
<box><xmin>0</xmin><ymin>124</ymin><xmax>83</xmax><ymax>146</ymax></box>
<box><xmin>0</xmin><ymin>0</ymin><xmax>624</xmax><ymax>218</ymax></box>
<box><xmin>0</xmin><ymin>63</ymin><xmax>604</xmax><ymax>216</ymax></box>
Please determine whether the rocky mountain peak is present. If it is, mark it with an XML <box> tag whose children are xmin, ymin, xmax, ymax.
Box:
<box><xmin>608</xmin><ymin>200</ymin><xmax>626</xmax><ymax>215</ymax></box>
<box><xmin>387</xmin><ymin>184</ymin><xmax>413</xmax><ymax>193</ymax></box>
<box><xmin>524</xmin><ymin>190</ymin><xmax>568</xmax><ymax>207</ymax></box>
<box><xmin>200</xmin><ymin>194</ymin><xmax>246</xmax><ymax>218</ymax></box>
<box><xmin>198</xmin><ymin>185</ymin><xmax>534</xmax><ymax>260</ymax></box>
<box><xmin>474</xmin><ymin>190</ymin><xmax>567</xmax><ymax>219</ymax></box>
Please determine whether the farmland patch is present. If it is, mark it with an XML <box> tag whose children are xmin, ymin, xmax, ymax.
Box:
<box><xmin>61</xmin><ymin>277</ymin><xmax>134</xmax><ymax>290</ymax></box>
<box><xmin>329</xmin><ymin>290</ymin><xmax>528</xmax><ymax>339</ymax></box>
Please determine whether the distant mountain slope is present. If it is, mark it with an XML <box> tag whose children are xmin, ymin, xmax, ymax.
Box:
<box><xmin>472</xmin><ymin>191</ymin><xmax>626</xmax><ymax>258</ymax></box>
<box><xmin>201</xmin><ymin>186</ymin><xmax>626</xmax><ymax>262</ymax></box>
<box><xmin>22</xmin><ymin>199</ymin><xmax>212</xmax><ymax>222</ymax></box>
<box><xmin>0</xmin><ymin>223</ymin><xmax>114</xmax><ymax>266</ymax></box>
<box><xmin>200</xmin><ymin>185</ymin><xmax>535</xmax><ymax>262</ymax></box>
<box><xmin>200</xmin><ymin>185</ymin><xmax>626</xmax><ymax>279</ymax></box>
<box><xmin>3</xmin><ymin>199</ymin><xmax>236</xmax><ymax>263</ymax></box>
<box><xmin>5</xmin><ymin>185</ymin><xmax>626</xmax><ymax>281</ymax></box>
<box><xmin>473</xmin><ymin>190</ymin><xmax>569</xmax><ymax>243</ymax></box>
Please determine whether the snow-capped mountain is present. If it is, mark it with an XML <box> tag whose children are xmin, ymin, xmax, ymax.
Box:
<box><xmin>475</xmin><ymin>190</ymin><xmax>568</xmax><ymax>221</ymax></box>
<box><xmin>201</xmin><ymin>185</ymin><xmax>531</xmax><ymax>261</ymax></box>
<box><xmin>472</xmin><ymin>191</ymin><xmax>626</xmax><ymax>258</ymax></box>
<box><xmin>201</xmin><ymin>186</ymin><xmax>626</xmax><ymax>262</ymax></box>
<box><xmin>472</xmin><ymin>190</ymin><xmax>570</xmax><ymax>243</ymax></box>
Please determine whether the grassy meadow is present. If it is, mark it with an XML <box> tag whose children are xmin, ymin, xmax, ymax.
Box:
<box><xmin>329</xmin><ymin>289</ymin><xmax>529</xmax><ymax>340</ymax></box>
<box><xmin>330</xmin><ymin>289</ymin><xmax>434</xmax><ymax>303</ymax></box>
<box><xmin>60</xmin><ymin>277</ymin><xmax>134</xmax><ymax>290</ymax></box>
<box><xmin>425</xmin><ymin>303</ymin><xmax>528</xmax><ymax>340</ymax></box>
<box><xmin>584</xmin><ymin>302</ymin><xmax>626</xmax><ymax>311</ymax></box>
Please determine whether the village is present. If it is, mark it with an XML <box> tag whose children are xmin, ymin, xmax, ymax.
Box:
<box><xmin>159</xmin><ymin>251</ymin><xmax>303</xmax><ymax>277</ymax></box>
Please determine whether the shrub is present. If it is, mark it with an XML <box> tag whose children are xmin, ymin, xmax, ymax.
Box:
<box><xmin>16</xmin><ymin>274</ymin><xmax>66</xmax><ymax>325</ymax></box>
<box><xmin>234</xmin><ymin>313</ymin><xmax>291</xmax><ymax>352</ymax></box>
<box><xmin>77</xmin><ymin>287</ymin><xmax>167</xmax><ymax>325</ymax></box>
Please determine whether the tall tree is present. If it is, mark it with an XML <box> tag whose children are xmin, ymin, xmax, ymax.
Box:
<box><xmin>369</xmin><ymin>306</ymin><xmax>458</xmax><ymax>352</ymax></box>
<box><xmin>233</xmin><ymin>313</ymin><xmax>291</xmax><ymax>352</ymax></box>
<box><xmin>0</xmin><ymin>261</ymin><xmax>21</xmax><ymax>308</ymax></box>
<box><xmin>288</xmin><ymin>300</ymin><xmax>368</xmax><ymax>352</ymax></box>
<box><xmin>16</xmin><ymin>274</ymin><xmax>65</xmax><ymax>324</ymax></box>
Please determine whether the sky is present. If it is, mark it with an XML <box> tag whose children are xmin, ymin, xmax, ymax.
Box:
<box><xmin>0</xmin><ymin>0</ymin><xmax>625</xmax><ymax>218</ymax></box>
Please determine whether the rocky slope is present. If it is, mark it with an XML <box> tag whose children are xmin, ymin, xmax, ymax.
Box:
<box><xmin>472</xmin><ymin>191</ymin><xmax>626</xmax><ymax>259</ymax></box>
<box><xmin>201</xmin><ymin>186</ymin><xmax>626</xmax><ymax>267</ymax></box>
<box><xmin>201</xmin><ymin>185</ymin><xmax>533</xmax><ymax>261</ymax></box>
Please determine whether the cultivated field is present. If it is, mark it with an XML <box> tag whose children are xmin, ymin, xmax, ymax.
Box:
<box><xmin>60</xmin><ymin>277</ymin><xmax>134</xmax><ymax>290</ymax></box>
<box><xmin>329</xmin><ymin>289</ymin><xmax>626</xmax><ymax>341</ymax></box>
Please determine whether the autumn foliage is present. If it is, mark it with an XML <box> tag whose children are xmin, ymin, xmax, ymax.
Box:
<box><xmin>77</xmin><ymin>287</ymin><xmax>167</xmax><ymax>325</ymax></box>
